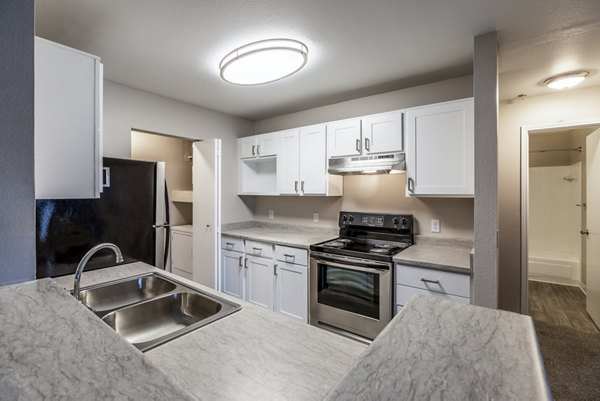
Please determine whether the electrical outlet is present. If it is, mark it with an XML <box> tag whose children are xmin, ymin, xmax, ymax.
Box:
<box><xmin>313</xmin><ymin>213</ymin><xmax>319</xmax><ymax>223</ymax></box>
<box><xmin>431</xmin><ymin>219</ymin><xmax>440</xmax><ymax>233</ymax></box>
<box><xmin>268</xmin><ymin>210</ymin><xmax>274</xmax><ymax>220</ymax></box>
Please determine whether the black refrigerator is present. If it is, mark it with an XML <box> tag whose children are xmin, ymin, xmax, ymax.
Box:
<box><xmin>36</xmin><ymin>157</ymin><xmax>169</xmax><ymax>278</ymax></box>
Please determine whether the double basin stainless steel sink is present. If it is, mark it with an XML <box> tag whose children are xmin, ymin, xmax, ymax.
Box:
<box><xmin>75</xmin><ymin>273</ymin><xmax>241</xmax><ymax>351</ymax></box>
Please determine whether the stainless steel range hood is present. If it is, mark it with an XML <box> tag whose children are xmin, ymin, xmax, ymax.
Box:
<box><xmin>328</xmin><ymin>152</ymin><xmax>406</xmax><ymax>175</ymax></box>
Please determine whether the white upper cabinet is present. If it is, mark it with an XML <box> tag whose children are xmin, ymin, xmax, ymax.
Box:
<box><xmin>326</xmin><ymin>118</ymin><xmax>362</xmax><ymax>158</ymax></box>
<box><xmin>404</xmin><ymin>98</ymin><xmax>474</xmax><ymax>197</ymax></box>
<box><xmin>362</xmin><ymin>110</ymin><xmax>403</xmax><ymax>154</ymax></box>
<box><xmin>35</xmin><ymin>37</ymin><xmax>103</xmax><ymax>199</ymax></box>
<box><xmin>276</xmin><ymin>129</ymin><xmax>301</xmax><ymax>195</ymax></box>
<box><xmin>276</xmin><ymin>124</ymin><xmax>342</xmax><ymax>196</ymax></box>
<box><xmin>239</xmin><ymin>132</ymin><xmax>278</xmax><ymax>160</ymax></box>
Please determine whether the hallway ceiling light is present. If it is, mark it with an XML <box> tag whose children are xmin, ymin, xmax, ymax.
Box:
<box><xmin>219</xmin><ymin>39</ymin><xmax>308</xmax><ymax>85</ymax></box>
<box><xmin>544</xmin><ymin>71</ymin><xmax>589</xmax><ymax>90</ymax></box>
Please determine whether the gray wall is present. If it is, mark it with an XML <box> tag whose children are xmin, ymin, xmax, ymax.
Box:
<box><xmin>103</xmin><ymin>81</ymin><xmax>256</xmax><ymax>224</ymax></box>
<box><xmin>0</xmin><ymin>0</ymin><xmax>36</xmax><ymax>285</ymax></box>
<box><xmin>253</xmin><ymin>75</ymin><xmax>475</xmax><ymax>238</ymax></box>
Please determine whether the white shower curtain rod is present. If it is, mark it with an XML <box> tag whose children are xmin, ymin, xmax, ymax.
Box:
<box><xmin>529</xmin><ymin>146</ymin><xmax>582</xmax><ymax>153</ymax></box>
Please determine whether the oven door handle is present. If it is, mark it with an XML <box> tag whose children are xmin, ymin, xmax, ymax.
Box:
<box><xmin>312</xmin><ymin>257</ymin><xmax>389</xmax><ymax>274</ymax></box>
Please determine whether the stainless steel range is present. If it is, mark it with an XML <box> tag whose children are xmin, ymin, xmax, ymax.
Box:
<box><xmin>310</xmin><ymin>211</ymin><xmax>413</xmax><ymax>341</ymax></box>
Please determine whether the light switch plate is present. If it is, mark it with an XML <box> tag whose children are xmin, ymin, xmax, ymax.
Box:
<box><xmin>268</xmin><ymin>210</ymin><xmax>274</xmax><ymax>220</ymax></box>
<box><xmin>313</xmin><ymin>213</ymin><xmax>319</xmax><ymax>223</ymax></box>
<box><xmin>431</xmin><ymin>219</ymin><xmax>440</xmax><ymax>233</ymax></box>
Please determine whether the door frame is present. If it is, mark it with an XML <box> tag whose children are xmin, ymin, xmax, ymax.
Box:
<box><xmin>520</xmin><ymin>118</ymin><xmax>600</xmax><ymax>314</ymax></box>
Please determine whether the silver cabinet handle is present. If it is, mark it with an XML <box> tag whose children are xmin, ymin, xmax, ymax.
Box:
<box><xmin>581</xmin><ymin>230</ymin><xmax>590</xmax><ymax>236</ymax></box>
<box><xmin>355</xmin><ymin>138</ymin><xmax>362</xmax><ymax>153</ymax></box>
<box><xmin>225</xmin><ymin>242</ymin><xmax>234</xmax><ymax>249</ymax></box>
<box><xmin>295</xmin><ymin>181</ymin><xmax>298</xmax><ymax>193</ymax></box>
<box><xmin>273</xmin><ymin>264</ymin><xmax>278</xmax><ymax>276</ymax></box>
<box><xmin>421</xmin><ymin>278</ymin><xmax>440</xmax><ymax>284</ymax></box>
<box><xmin>283</xmin><ymin>253</ymin><xmax>295</xmax><ymax>261</ymax></box>
<box><xmin>576</xmin><ymin>203</ymin><xmax>587</xmax><ymax>208</ymax></box>
<box><xmin>407</xmin><ymin>177</ymin><xmax>415</xmax><ymax>193</ymax></box>
<box><xmin>244</xmin><ymin>257</ymin><xmax>248</xmax><ymax>268</ymax></box>
<box><xmin>102</xmin><ymin>167</ymin><xmax>111</xmax><ymax>188</ymax></box>
<box><xmin>365</xmin><ymin>137</ymin><xmax>370</xmax><ymax>151</ymax></box>
<box><xmin>257</xmin><ymin>144</ymin><xmax>261</xmax><ymax>155</ymax></box>
<box><xmin>301</xmin><ymin>181</ymin><xmax>305</xmax><ymax>193</ymax></box>
<box><xmin>252</xmin><ymin>145</ymin><xmax>256</xmax><ymax>156</ymax></box>
<box><xmin>252</xmin><ymin>247</ymin><xmax>262</xmax><ymax>254</ymax></box>
<box><xmin>238</xmin><ymin>256</ymin><xmax>243</xmax><ymax>266</ymax></box>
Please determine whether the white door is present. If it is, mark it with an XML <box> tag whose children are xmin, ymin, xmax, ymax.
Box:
<box><xmin>586</xmin><ymin>128</ymin><xmax>600</xmax><ymax>327</ymax></box>
<box><xmin>405</xmin><ymin>98</ymin><xmax>474</xmax><ymax>196</ymax></box>
<box><xmin>275</xmin><ymin>262</ymin><xmax>308</xmax><ymax>322</ymax></box>
<box><xmin>277</xmin><ymin>129</ymin><xmax>300</xmax><ymax>194</ymax></box>
<box><xmin>326</xmin><ymin>118</ymin><xmax>362</xmax><ymax>158</ymax></box>
<box><xmin>193</xmin><ymin>139</ymin><xmax>221</xmax><ymax>289</ymax></box>
<box><xmin>362</xmin><ymin>111</ymin><xmax>403</xmax><ymax>154</ymax></box>
<box><xmin>256</xmin><ymin>132</ymin><xmax>278</xmax><ymax>157</ymax></box>
<box><xmin>246</xmin><ymin>256</ymin><xmax>274</xmax><ymax>310</ymax></box>
<box><xmin>300</xmin><ymin>124</ymin><xmax>327</xmax><ymax>195</ymax></box>
<box><xmin>222</xmin><ymin>250</ymin><xmax>244</xmax><ymax>299</ymax></box>
<box><xmin>239</xmin><ymin>136</ymin><xmax>256</xmax><ymax>159</ymax></box>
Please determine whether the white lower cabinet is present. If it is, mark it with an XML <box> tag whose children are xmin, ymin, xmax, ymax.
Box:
<box><xmin>246</xmin><ymin>255</ymin><xmax>275</xmax><ymax>310</ymax></box>
<box><xmin>219</xmin><ymin>237</ymin><xmax>309</xmax><ymax>322</ymax></box>
<box><xmin>395</xmin><ymin>263</ymin><xmax>470</xmax><ymax>313</ymax></box>
<box><xmin>222</xmin><ymin>250</ymin><xmax>245</xmax><ymax>299</ymax></box>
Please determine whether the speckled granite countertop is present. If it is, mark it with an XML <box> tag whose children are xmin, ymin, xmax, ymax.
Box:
<box><xmin>53</xmin><ymin>262</ymin><xmax>367</xmax><ymax>401</ymax></box>
<box><xmin>325</xmin><ymin>295</ymin><xmax>551</xmax><ymax>401</ymax></box>
<box><xmin>221</xmin><ymin>221</ymin><xmax>338</xmax><ymax>249</ymax></box>
<box><xmin>393</xmin><ymin>236</ymin><xmax>474</xmax><ymax>274</ymax></box>
<box><xmin>0</xmin><ymin>277</ymin><xmax>195</xmax><ymax>401</ymax></box>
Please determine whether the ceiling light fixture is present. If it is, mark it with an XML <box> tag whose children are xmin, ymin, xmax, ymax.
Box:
<box><xmin>219</xmin><ymin>39</ymin><xmax>308</xmax><ymax>85</ymax></box>
<box><xmin>544</xmin><ymin>71</ymin><xmax>589</xmax><ymax>90</ymax></box>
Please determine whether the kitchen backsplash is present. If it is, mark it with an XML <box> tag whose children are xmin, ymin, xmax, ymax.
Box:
<box><xmin>252</xmin><ymin>174</ymin><xmax>474</xmax><ymax>238</ymax></box>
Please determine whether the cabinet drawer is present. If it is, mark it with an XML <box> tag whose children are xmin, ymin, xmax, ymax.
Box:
<box><xmin>396</xmin><ymin>285</ymin><xmax>469</xmax><ymax>307</ymax></box>
<box><xmin>221</xmin><ymin>236</ymin><xmax>244</xmax><ymax>252</ymax></box>
<box><xmin>275</xmin><ymin>245</ymin><xmax>308</xmax><ymax>266</ymax></box>
<box><xmin>395</xmin><ymin>264</ymin><xmax>470</xmax><ymax>298</ymax></box>
<box><xmin>245</xmin><ymin>240</ymin><xmax>274</xmax><ymax>259</ymax></box>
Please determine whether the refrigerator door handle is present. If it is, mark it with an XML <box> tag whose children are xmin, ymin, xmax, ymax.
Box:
<box><xmin>153</xmin><ymin>223</ymin><xmax>171</xmax><ymax>229</ymax></box>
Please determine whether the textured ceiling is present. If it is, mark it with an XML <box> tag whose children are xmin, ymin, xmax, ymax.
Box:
<box><xmin>35</xmin><ymin>0</ymin><xmax>600</xmax><ymax>120</ymax></box>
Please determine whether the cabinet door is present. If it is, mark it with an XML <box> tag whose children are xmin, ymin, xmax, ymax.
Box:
<box><xmin>299</xmin><ymin>124</ymin><xmax>327</xmax><ymax>195</ymax></box>
<box><xmin>362</xmin><ymin>110</ymin><xmax>403</xmax><ymax>154</ymax></box>
<box><xmin>222</xmin><ymin>250</ymin><xmax>245</xmax><ymax>299</ymax></box>
<box><xmin>35</xmin><ymin>38</ymin><xmax>102</xmax><ymax>199</ymax></box>
<box><xmin>405</xmin><ymin>98</ymin><xmax>474</xmax><ymax>196</ymax></box>
<box><xmin>326</xmin><ymin>118</ymin><xmax>362</xmax><ymax>158</ymax></box>
<box><xmin>277</xmin><ymin>129</ymin><xmax>300</xmax><ymax>194</ymax></box>
<box><xmin>246</xmin><ymin>256</ymin><xmax>274</xmax><ymax>310</ymax></box>
<box><xmin>275</xmin><ymin>262</ymin><xmax>308</xmax><ymax>322</ymax></box>
<box><xmin>239</xmin><ymin>136</ymin><xmax>257</xmax><ymax>159</ymax></box>
<box><xmin>256</xmin><ymin>133</ymin><xmax>278</xmax><ymax>157</ymax></box>
<box><xmin>171</xmin><ymin>231</ymin><xmax>193</xmax><ymax>274</ymax></box>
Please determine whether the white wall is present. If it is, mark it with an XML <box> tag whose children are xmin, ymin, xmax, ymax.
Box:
<box><xmin>103</xmin><ymin>81</ymin><xmax>255</xmax><ymax>224</ymax></box>
<box><xmin>498</xmin><ymin>83</ymin><xmax>600</xmax><ymax>312</ymax></box>
<box><xmin>252</xmin><ymin>75</ymin><xmax>475</xmax><ymax>238</ymax></box>
<box><xmin>0</xmin><ymin>0</ymin><xmax>36</xmax><ymax>285</ymax></box>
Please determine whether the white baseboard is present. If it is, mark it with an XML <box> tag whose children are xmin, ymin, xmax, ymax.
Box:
<box><xmin>528</xmin><ymin>274</ymin><xmax>585</xmax><ymax>292</ymax></box>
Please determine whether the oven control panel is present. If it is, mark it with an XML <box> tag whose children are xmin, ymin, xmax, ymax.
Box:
<box><xmin>339</xmin><ymin>211</ymin><xmax>413</xmax><ymax>230</ymax></box>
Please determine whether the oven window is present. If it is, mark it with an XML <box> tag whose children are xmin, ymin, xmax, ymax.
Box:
<box><xmin>317</xmin><ymin>263</ymin><xmax>380</xmax><ymax>319</ymax></box>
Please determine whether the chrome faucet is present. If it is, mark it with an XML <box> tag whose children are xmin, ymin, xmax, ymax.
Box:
<box><xmin>74</xmin><ymin>243</ymin><xmax>124</xmax><ymax>301</ymax></box>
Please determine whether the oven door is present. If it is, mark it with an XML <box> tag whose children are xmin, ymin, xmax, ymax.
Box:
<box><xmin>310</xmin><ymin>253</ymin><xmax>391</xmax><ymax>340</ymax></box>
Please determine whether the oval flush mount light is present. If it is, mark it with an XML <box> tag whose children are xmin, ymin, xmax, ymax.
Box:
<box><xmin>544</xmin><ymin>70</ymin><xmax>589</xmax><ymax>90</ymax></box>
<box><xmin>220</xmin><ymin>39</ymin><xmax>308</xmax><ymax>85</ymax></box>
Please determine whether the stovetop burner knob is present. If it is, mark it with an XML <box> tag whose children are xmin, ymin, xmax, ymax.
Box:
<box><xmin>392</xmin><ymin>217</ymin><xmax>400</xmax><ymax>225</ymax></box>
<box><xmin>400</xmin><ymin>218</ymin><xmax>408</xmax><ymax>226</ymax></box>
<box><xmin>342</xmin><ymin>214</ymin><xmax>348</xmax><ymax>222</ymax></box>
<box><xmin>348</xmin><ymin>215</ymin><xmax>354</xmax><ymax>222</ymax></box>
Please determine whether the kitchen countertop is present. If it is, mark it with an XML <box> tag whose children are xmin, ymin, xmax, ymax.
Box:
<box><xmin>54</xmin><ymin>262</ymin><xmax>367</xmax><ymax>401</ymax></box>
<box><xmin>393</xmin><ymin>235</ymin><xmax>474</xmax><ymax>274</ymax></box>
<box><xmin>325</xmin><ymin>295</ymin><xmax>551</xmax><ymax>401</ymax></box>
<box><xmin>0</xmin><ymin>277</ymin><xmax>195</xmax><ymax>401</ymax></box>
<box><xmin>221</xmin><ymin>221</ymin><xmax>338</xmax><ymax>249</ymax></box>
<box><xmin>3</xmin><ymin>261</ymin><xmax>550</xmax><ymax>400</ymax></box>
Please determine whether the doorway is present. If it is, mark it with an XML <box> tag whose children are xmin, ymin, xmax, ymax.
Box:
<box><xmin>521</xmin><ymin>121</ymin><xmax>600</xmax><ymax>400</ymax></box>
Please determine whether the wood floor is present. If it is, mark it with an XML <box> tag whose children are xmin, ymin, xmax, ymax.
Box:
<box><xmin>529</xmin><ymin>280</ymin><xmax>599</xmax><ymax>334</ymax></box>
